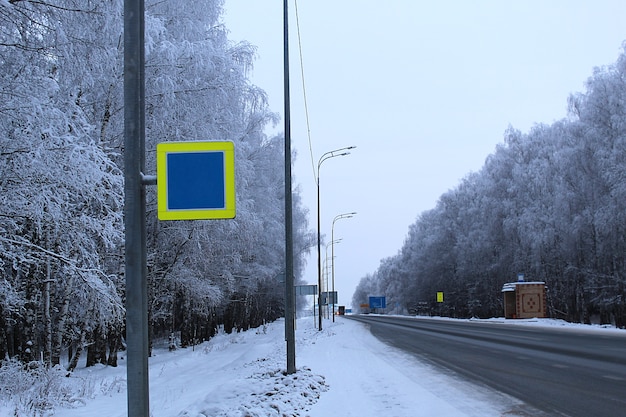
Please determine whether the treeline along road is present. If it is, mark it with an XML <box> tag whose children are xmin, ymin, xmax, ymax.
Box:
<box><xmin>348</xmin><ymin>315</ymin><xmax>626</xmax><ymax>417</ymax></box>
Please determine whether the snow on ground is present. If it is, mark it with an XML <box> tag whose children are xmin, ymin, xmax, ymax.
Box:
<box><xmin>2</xmin><ymin>316</ymin><xmax>621</xmax><ymax>417</ymax></box>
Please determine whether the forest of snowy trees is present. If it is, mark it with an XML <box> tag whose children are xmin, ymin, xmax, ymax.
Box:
<box><xmin>354</xmin><ymin>46</ymin><xmax>626</xmax><ymax>327</ymax></box>
<box><xmin>0</xmin><ymin>0</ymin><xmax>314</xmax><ymax>367</ymax></box>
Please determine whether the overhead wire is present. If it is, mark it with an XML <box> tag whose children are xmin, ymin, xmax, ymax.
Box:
<box><xmin>293</xmin><ymin>0</ymin><xmax>317</xmax><ymax>184</ymax></box>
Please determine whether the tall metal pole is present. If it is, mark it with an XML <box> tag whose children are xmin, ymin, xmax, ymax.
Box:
<box><xmin>323</xmin><ymin>240</ymin><xmax>340</xmax><ymax>319</ymax></box>
<box><xmin>316</xmin><ymin>179</ymin><xmax>322</xmax><ymax>330</ymax></box>
<box><xmin>283</xmin><ymin>0</ymin><xmax>296</xmax><ymax>375</ymax></box>
<box><xmin>324</xmin><ymin>240</ymin><xmax>341</xmax><ymax>302</ymax></box>
<box><xmin>124</xmin><ymin>0</ymin><xmax>149</xmax><ymax>415</ymax></box>
<box><xmin>331</xmin><ymin>212</ymin><xmax>356</xmax><ymax>322</ymax></box>
<box><xmin>316</xmin><ymin>146</ymin><xmax>355</xmax><ymax>331</ymax></box>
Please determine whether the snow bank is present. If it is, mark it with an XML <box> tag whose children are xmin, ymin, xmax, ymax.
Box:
<box><xmin>1</xmin><ymin>317</ymin><xmax>573</xmax><ymax>416</ymax></box>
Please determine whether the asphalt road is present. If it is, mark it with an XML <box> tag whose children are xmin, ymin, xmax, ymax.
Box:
<box><xmin>347</xmin><ymin>315</ymin><xmax>626</xmax><ymax>417</ymax></box>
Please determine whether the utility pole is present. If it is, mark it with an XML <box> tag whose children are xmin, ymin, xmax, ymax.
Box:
<box><xmin>283</xmin><ymin>0</ymin><xmax>296</xmax><ymax>375</ymax></box>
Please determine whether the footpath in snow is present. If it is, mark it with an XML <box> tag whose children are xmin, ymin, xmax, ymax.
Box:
<box><xmin>3</xmin><ymin>317</ymin><xmax>552</xmax><ymax>416</ymax></box>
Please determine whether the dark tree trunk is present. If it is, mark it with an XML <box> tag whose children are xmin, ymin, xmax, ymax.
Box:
<box><xmin>86</xmin><ymin>327</ymin><xmax>107</xmax><ymax>367</ymax></box>
<box><xmin>66</xmin><ymin>334</ymin><xmax>85</xmax><ymax>373</ymax></box>
<box><xmin>53</xmin><ymin>274</ymin><xmax>75</xmax><ymax>367</ymax></box>
<box><xmin>107</xmin><ymin>329</ymin><xmax>120</xmax><ymax>367</ymax></box>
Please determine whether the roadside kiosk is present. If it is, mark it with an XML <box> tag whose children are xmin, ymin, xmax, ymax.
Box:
<box><xmin>502</xmin><ymin>280</ymin><xmax>547</xmax><ymax>319</ymax></box>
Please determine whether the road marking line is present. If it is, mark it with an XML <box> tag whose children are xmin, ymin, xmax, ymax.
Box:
<box><xmin>602</xmin><ymin>375</ymin><xmax>625</xmax><ymax>381</ymax></box>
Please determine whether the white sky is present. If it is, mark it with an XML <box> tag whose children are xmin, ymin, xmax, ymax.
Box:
<box><xmin>222</xmin><ymin>1</ymin><xmax>626</xmax><ymax>308</ymax></box>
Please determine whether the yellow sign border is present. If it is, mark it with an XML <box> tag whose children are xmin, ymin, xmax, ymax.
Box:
<box><xmin>157</xmin><ymin>141</ymin><xmax>235</xmax><ymax>220</ymax></box>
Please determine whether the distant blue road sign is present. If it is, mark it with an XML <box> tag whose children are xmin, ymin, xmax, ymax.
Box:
<box><xmin>369</xmin><ymin>296</ymin><xmax>386</xmax><ymax>309</ymax></box>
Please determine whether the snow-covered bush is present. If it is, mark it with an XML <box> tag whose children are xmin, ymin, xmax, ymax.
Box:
<box><xmin>0</xmin><ymin>359</ymin><xmax>86</xmax><ymax>415</ymax></box>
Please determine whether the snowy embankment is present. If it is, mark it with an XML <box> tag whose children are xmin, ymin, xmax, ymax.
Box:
<box><xmin>3</xmin><ymin>316</ymin><xmax>613</xmax><ymax>417</ymax></box>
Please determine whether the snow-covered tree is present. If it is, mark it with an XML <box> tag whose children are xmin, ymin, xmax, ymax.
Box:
<box><xmin>1</xmin><ymin>0</ymin><xmax>314</xmax><ymax>364</ymax></box>
<box><xmin>356</xmin><ymin>44</ymin><xmax>626</xmax><ymax>326</ymax></box>
<box><xmin>0</xmin><ymin>0</ymin><xmax>125</xmax><ymax>364</ymax></box>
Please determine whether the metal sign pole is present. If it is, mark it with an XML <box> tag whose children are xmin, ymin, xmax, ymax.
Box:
<box><xmin>124</xmin><ymin>0</ymin><xmax>149</xmax><ymax>415</ymax></box>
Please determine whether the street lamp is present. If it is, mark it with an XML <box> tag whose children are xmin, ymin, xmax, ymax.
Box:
<box><xmin>316</xmin><ymin>146</ymin><xmax>355</xmax><ymax>331</ymax></box>
<box><xmin>332</xmin><ymin>212</ymin><xmax>357</xmax><ymax>321</ymax></box>
<box><xmin>324</xmin><ymin>239</ymin><xmax>341</xmax><ymax>319</ymax></box>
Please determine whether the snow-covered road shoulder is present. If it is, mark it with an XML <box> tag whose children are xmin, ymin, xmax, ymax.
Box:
<box><xmin>300</xmin><ymin>318</ymin><xmax>536</xmax><ymax>417</ymax></box>
<box><xmin>4</xmin><ymin>316</ymin><xmax>565</xmax><ymax>416</ymax></box>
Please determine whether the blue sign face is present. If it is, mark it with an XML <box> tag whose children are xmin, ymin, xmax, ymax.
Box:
<box><xmin>156</xmin><ymin>141</ymin><xmax>236</xmax><ymax>220</ymax></box>
<box><xmin>369</xmin><ymin>296</ymin><xmax>386</xmax><ymax>309</ymax></box>
<box><xmin>166</xmin><ymin>152</ymin><xmax>225</xmax><ymax>210</ymax></box>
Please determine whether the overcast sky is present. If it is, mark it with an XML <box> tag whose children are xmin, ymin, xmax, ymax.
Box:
<box><xmin>223</xmin><ymin>1</ymin><xmax>626</xmax><ymax>309</ymax></box>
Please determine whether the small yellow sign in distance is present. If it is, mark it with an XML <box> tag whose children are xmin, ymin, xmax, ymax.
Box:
<box><xmin>157</xmin><ymin>141</ymin><xmax>235</xmax><ymax>220</ymax></box>
<box><xmin>437</xmin><ymin>292</ymin><xmax>444</xmax><ymax>303</ymax></box>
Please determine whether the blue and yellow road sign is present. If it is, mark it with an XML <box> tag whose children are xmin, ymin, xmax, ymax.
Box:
<box><xmin>157</xmin><ymin>141</ymin><xmax>235</xmax><ymax>220</ymax></box>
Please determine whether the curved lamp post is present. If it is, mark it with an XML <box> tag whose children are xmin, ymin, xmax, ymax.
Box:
<box><xmin>324</xmin><ymin>239</ymin><xmax>341</xmax><ymax>319</ymax></box>
<box><xmin>316</xmin><ymin>146</ymin><xmax>355</xmax><ymax>331</ymax></box>
<box><xmin>331</xmin><ymin>212</ymin><xmax>356</xmax><ymax>321</ymax></box>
